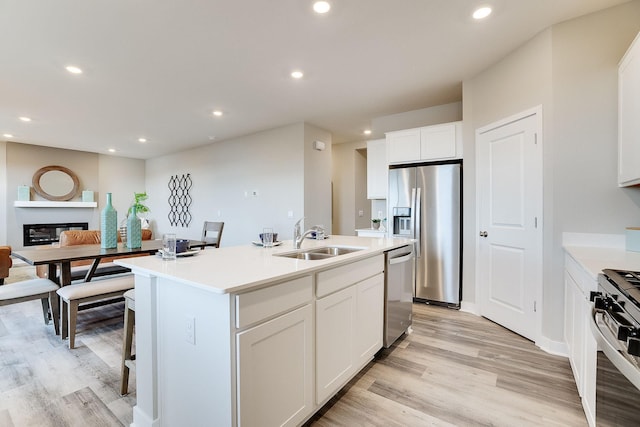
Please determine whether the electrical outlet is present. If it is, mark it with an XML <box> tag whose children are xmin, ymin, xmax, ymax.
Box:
<box><xmin>185</xmin><ymin>315</ymin><xmax>195</xmax><ymax>345</ymax></box>
<box><xmin>358</xmin><ymin>210</ymin><xmax>364</xmax><ymax>217</ymax></box>
<box><xmin>287</xmin><ymin>210</ymin><xmax>294</xmax><ymax>218</ymax></box>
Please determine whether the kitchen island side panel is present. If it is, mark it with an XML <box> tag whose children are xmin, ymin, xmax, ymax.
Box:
<box><xmin>157</xmin><ymin>276</ymin><xmax>234</xmax><ymax>426</ymax></box>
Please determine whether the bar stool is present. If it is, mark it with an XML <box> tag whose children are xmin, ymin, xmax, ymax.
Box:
<box><xmin>120</xmin><ymin>289</ymin><xmax>135</xmax><ymax>395</ymax></box>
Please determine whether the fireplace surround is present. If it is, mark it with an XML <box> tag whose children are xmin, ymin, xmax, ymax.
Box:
<box><xmin>23</xmin><ymin>222</ymin><xmax>89</xmax><ymax>246</ymax></box>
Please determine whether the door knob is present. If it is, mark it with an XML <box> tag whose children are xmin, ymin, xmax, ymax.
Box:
<box><xmin>479</xmin><ymin>231</ymin><xmax>488</xmax><ymax>238</ymax></box>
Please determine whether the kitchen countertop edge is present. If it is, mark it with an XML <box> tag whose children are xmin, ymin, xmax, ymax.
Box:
<box><xmin>115</xmin><ymin>235</ymin><xmax>413</xmax><ymax>295</ymax></box>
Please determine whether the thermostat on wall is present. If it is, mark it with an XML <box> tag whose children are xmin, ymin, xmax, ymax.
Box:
<box><xmin>313</xmin><ymin>140</ymin><xmax>325</xmax><ymax>151</ymax></box>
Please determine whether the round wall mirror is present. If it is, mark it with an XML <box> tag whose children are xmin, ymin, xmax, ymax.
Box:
<box><xmin>32</xmin><ymin>165</ymin><xmax>80</xmax><ymax>201</ymax></box>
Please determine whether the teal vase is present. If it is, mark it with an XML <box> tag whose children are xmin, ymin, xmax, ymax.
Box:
<box><xmin>127</xmin><ymin>206</ymin><xmax>142</xmax><ymax>248</ymax></box>
<box><xmin>101</xmin><ymin>193</ymin><xmax>118</xmax><ymax>249</ymax></box>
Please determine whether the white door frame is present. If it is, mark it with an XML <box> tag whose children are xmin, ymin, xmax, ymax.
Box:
<box><xmin>475</xmin><ymin>105</ymin><xmax>543</xmax><ymax>344</ymax></box>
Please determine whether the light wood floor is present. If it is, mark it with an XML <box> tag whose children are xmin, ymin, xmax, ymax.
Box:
<box><xmin>1</xmin><ymin>265</ymin><xmax>586</xmax><ymax>426</ymax></box>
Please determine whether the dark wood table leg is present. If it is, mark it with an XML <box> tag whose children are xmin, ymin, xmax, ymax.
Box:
<box><xmin>48</xmin><ymin>263</ymin><xmax>58</xmax><ymax>284</ymax></box>
<box><xmin>84</xmin><ymin>259</ymin><xmax>100</xmax><ymax>282</ymax></box>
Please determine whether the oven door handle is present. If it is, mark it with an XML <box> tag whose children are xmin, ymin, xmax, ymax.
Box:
<box><xmin>590</xmin><ymin>307</ymin><xmax>640</xmax><ymax>390</ymax></box>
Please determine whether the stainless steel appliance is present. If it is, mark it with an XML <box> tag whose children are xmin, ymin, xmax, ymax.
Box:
<box><xmin>388</xmin><ymin>161</ymin><xmax>461</xmax><ymax>306</ymax></box>
<box><xmin>591</xmin><ymin>269</ymin><xmax>640</xmax><ymax>425</ymax></box>
<box><xmin>384</xmin><ymin>245</ymin><xmax>414</xmax><ymax>347</ymax></box>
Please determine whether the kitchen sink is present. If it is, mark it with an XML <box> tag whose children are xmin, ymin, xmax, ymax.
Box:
<box><xmin>304</xmin><ymin>246</ymin><xmax>363</xmax><ymax>256</ymax></box>
<box><xmin>274</xmin><ymin>246</ymin><xmax>364</xmax><ymax>260</ymax></box>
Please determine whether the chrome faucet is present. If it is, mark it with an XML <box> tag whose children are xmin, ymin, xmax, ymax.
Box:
<box><xmin>293</xmin><ymin>217</ymin><xmax>316</xmax><ymax>249</ymax></box>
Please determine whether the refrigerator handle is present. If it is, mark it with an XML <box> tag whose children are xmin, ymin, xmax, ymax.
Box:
<box><xmin>411</xmin><ymin>187</ymin><xmax>421</xmax><ymax>258</ymax></box>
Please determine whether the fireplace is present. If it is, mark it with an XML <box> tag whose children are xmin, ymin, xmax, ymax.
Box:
<box><xmin>23</xmin><ymin>222</ymin><xmax>89</xmax><ymax>246</ymax></box>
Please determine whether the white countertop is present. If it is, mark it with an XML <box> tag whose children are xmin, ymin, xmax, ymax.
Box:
<box><xmin>564</xmin><ymin>245</ymin><xmax>640</xmax><ymax>280</ymax></box>
<box><xmin>115</xmin><ymin>235</ymin><xmax>413</xmax><ymax>294</ymax></box>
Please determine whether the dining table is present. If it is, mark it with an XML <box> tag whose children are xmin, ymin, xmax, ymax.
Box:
<box><xmin>12</xmin><ymin>239</ymin><xmax>214</xmax><ymax>288</ymax></box>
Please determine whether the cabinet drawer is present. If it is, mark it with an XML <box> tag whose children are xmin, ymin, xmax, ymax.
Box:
<box><xmin>236</xmin><ymin>276</ymin><xmax>312</xmax><ymax>329</ymax></box>
<box><xmin>316</xmin><ymin>255</ymin><xmax>383</xmax><ymax>298</ymax></box>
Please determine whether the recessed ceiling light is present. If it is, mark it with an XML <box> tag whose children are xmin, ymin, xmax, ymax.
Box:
<box><xmin>473</xmin><ymin>6</ymin><xmax>492</xmax><ymax>20</ymax></box>
<box><xmin>108</xmin><ymin>148</ymin><xmax>116</xmax><ymax>153</ymax></box>
<box><xmin>364</xmin><ymin>130</ymin><xmax>372</xmax><ymax>135</ymax></box>
<box><xmin>291</xmin><ymin>70</ymin><xmax>304</xmax><ymax>79</ymax></box>
<box><xmin>3</xmin><ymin>133</ymin><xmax>13</xmax><ymax>138</ymax></box>
<box><xmin>138</xmin><ymin>138</ymin><xmax>147</xmax><ymax>143</ymax></box>
<box><xmin>19</xmin><ymin>116</ymin><xmax>31</xmax><ymax>122</ymax></box>
<box><xmin>209</xmin><ymin>136</ymin><xmax>216</xmax><ymax>141</ymax></box>
<box><xmin>313</xmin><ymin>1</ymin><xmax>331</xmax><ymax>14</ymax></box>
<box><xmin>212</xmin><ymin>110</ymin><xmax>223</xmax><ymax>117</ymax></box>
<box><xmin>65</xmin><ymin>65</ymin><xmax>83</xmax><ymax>74</ymax></box>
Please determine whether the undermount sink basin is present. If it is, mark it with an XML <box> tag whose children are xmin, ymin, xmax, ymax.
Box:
<box><xmin>274</xmin><ymin>246</ymin><xmax>364</xmax><ymax>260</ymax></box>
<box><xmin>304</xmin><ymin>246</ymin><xmax>363</xmax><ymax>256</ymax></box>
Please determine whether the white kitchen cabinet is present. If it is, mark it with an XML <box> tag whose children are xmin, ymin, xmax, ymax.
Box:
<box><xmin>237</xmin><ymin>304</ymin><xmax>314</xmax><ymax>427</ymax></box>
<box><xmin>618</xmin><ymin>31</ymin><xmax>640</xmax><ymax>187</ymax></box>
<box><xmin>354</xmin><ymin>274</ymin><xmax>385</xmax><ymax>365</ymax></box>
<box><xmin>420</xmin><ymin>123</ymin><xmax>457</xmax><ymax>160</ymax></box>
<box><xmin>564</xmin><ymin>253</ymin><xmax>598</xmax><ymax>427</ymax></box>
<box><xmin>315</xmin><ymin>256</ymin><xmax>384</xmax><ymax>405</ymax></box>
<box><xmin>315</xmin><ymin>273</ymin><xmax>384</xmax><ymax>404</ymax></box>
<box><xmin>366</xmin><ymin>138</ymin><xmax>388</xmax><ymax>199</ymax></box>
<box><xmin>386</xmin><ymin>128</ymin><xmax>421</xmax><ymax>164</ymax></box>
<box><xmin>316</xmin><ymin>286</ymin><xmax>356</xmax><ymax>403</ymax></box>
<box><xmin>386</xmin><ymin>121</ymin><xmax>462</xmax><ymax>165</ymax></box>
<box><xmin>236</xmin><ymin>276</ymin><xmax>314</xmax><ymax>427</ymax></box>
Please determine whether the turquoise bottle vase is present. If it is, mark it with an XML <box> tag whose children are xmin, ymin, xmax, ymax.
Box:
<box><xmin>101</xmin><ymin>193</ymin><xmax>118</xmax><ymax>249</ymax></box>
<box><xmin>127</xmin><ymin>206</ymin><xmax>142</xmax><ymax>248</ymax></box>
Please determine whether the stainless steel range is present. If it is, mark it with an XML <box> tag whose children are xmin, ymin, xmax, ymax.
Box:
<box><xmin>591</xmin><ymin>269</ymin><xmax>640</xmax><ymax>426</ymax></box>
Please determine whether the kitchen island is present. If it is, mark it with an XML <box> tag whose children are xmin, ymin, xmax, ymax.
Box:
<box><xmin>115</xmin><ymin>235</ymin><xmax>412</xmax><ymax>427</ymax></box>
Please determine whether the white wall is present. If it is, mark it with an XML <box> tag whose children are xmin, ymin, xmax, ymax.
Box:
<box><xmin>462</xmin><ymin>1</ymin><xmax>640</xmax><ymax>343</ymax></box>
<box><xmin>0</xmin><ymin>141</ymin><xmax>7</xmax><ymax>245</ymax></box>
<box><xmin>303</xmin><ymin>123</ymin><xmax>333</xmax><ymax>232</ymax></box>
<box><xmin>371</xmin><ymin>101</ymin><xmax>462</xmax><ymax>138</ymax></box>
<box><xmin>145</xmin><ymin>122</ymin><xmax>331</xmax><ymax>247</ymax></box>
<box><xmin>331</xmin><ymin>140</ymin><xmax>366</xmax><ymax>235</ymax></box>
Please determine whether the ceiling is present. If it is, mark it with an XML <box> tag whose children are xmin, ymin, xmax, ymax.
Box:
<box><xmin>0</xmin><ymin>0</ymin><xmax>630</xmax><ymax>159</ymax></box>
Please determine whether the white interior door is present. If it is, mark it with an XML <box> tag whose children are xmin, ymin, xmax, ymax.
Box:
<box><xmin>476</xmin><ymin>110</ymin><xmax>542</xmax><ymax>342</ymax></box>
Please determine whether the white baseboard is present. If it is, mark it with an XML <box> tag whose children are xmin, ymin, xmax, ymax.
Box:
<box><xmin>460</xmin><ymin>300</ymin><xmax>479</xmax><ymax>315</ymax></box>
<box><xmin>536</xmin><ymin>335</ymin><xmax>568</xmax><ymax>357</ymax></box>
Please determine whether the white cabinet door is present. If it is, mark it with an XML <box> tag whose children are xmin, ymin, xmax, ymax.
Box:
<box><xmin>367</xmin><ymin>139</ymin><xmax>388</xmax><ymax>199</ymax></box>
<box><xmin>387</xmin><ymin>128</ymin><xmax>421</xmax><ymax>164</ymax></box>
<box><xmin>619</xmin><ymin>32</ymin><xmax>640</xmax><ymax>187</ymax></box>
<box><xmin>316</xmin><ymin>286</ymin><xmax>356</xmax><ymax>404</ymax></box>
<box><xmin>237</xmin><ymin>304</ymin><xmax>313</xmax><ymax>427</ymax></box>
<box><xmin>420</xmin><ymin>123</ymin><xmax>457</xmax><ymax>160</ymax></box>
<box><xmin>355</xmin><ymin>273</ymin><xmax>384</xmax><ymax>365</ymax></box>
<box><xmin>565</xmin><ymin>270</ymin><xmax>583</xmax><ymax>395</ymax></box>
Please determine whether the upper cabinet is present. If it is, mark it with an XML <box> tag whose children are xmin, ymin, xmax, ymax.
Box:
<box><xmin>386</xmin><ymin>121</ymin><xmax>462</xmax><ymax>165</ymax></box>
<box><xmin>366</xmin><ymin>139</ymin><xmax>388</xmax><ymax>199</ymax></box>
<box><xmin>619</xmin><ymin>32</ymin><xmax>640</xmax><ymax>187</ymax></box>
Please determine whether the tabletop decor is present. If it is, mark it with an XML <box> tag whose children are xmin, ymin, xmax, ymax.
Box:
<box><xmin>168</xmin><ymin>173</ymin><xmax>192</xmax><ymax>227</ymax></box>
<box><xmin>126</xmin><ymin>205</ymin><xmax>142</xmax><ymax>248</ymax></box>
<box><xmin>101</xmin><ymin>193</ymin><xmax>118</xmax><ymax>248</ymax></box>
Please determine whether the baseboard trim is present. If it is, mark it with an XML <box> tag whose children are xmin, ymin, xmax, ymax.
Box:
<box><xmin>460</xmin><ymin>300</ymin><xmax>479</xmax><ymax>315</ymax></box>
<box><xmin>537</xmin><ymin>335</ymin><xmax>568</xmax><ymax>357</ymax></box>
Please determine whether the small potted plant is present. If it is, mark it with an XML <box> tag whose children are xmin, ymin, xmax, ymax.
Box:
<box><xmin>120</xmin><ymin>192</ymin><xmax>151</xmax><ymax>241</ymax></box>
<box><xmin>371</xmin><ymin>218</ymin><xmax>382</xmax><ymax>230</ymax></box>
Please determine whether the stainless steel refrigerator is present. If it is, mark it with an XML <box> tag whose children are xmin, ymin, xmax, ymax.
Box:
<box><xmin>388</xmin><ymin>161</ymin><xmax>461</xmax><ymax>306</ymax></box>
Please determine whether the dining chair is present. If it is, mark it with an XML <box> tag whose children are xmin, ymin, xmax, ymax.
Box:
<box><xmin>0</xmin><ymin>246</ymin><xmax>60</xmax><ymax>334</ymax></box>
<box><xmin>201</xmin><ymin>221</ymin><xmax>224</xmax><ymax>248</ymax></box>
<box><xmin>120</xmin><ymin>289</ymin><xmax>135</xmax><ymax>395</ymax></box>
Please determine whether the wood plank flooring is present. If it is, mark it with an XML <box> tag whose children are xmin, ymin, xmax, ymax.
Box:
<box><xmin>1</xmin><ymin>265</ymin><xmax>587</xmax><ymax>426</ymax></box>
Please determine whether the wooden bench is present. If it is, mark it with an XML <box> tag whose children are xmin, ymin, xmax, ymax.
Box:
<box><xmin>57</xmin><ymin>275</ymin><xmax>135</xmax><ymax>349</ymax></box>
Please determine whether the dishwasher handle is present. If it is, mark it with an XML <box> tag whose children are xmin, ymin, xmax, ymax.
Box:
<box><xmin>388</xmin><ymin>252</ymin><xmax>414</xmax><ymax>265</ymax></box>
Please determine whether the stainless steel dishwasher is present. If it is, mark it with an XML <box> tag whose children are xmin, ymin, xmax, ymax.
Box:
<box><xmin>384</xmin><ymin>245</ymin><xmax>415</xmax><ymax>347</ymax></box>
